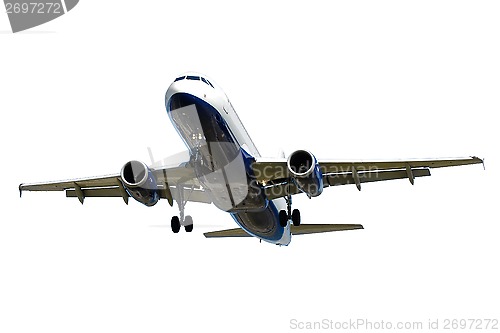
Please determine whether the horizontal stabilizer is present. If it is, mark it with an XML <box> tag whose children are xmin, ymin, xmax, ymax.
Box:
<box><xmin>204</xmin><ymin>224</ymin><xmax>364</xmax><ymax>238</ymax></box>
<box><xmin>204</xmin><ymin>228</ymin><xmax>251</xmax><ymax>238</ymax></box>
<box><xmin>291</xmin><ymin>223</ymin><xmax>364</xmax><ymax>235</ymax></box>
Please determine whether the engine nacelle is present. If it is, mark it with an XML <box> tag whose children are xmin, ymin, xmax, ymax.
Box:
<box><xmin>287</xmin><ymin>150</ymin><xmax>323</xmax><ymax>197</ymax></box>
<box><xmin>120</xmin><ymin>160</ymin><xmax>159</xmax><ymax>206</ymax></box>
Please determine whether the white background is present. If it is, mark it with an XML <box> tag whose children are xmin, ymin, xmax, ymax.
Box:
<box><xmin>1</xmin><ymin>1</ymin><xmax>498</xmax><ymax>332</ymax></box>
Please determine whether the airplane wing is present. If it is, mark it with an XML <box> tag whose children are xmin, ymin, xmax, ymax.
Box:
<box><xmin>252</xmin><ymin>156</ymin><xmax>484</xmax><ymax>200</ymax></box>
<box><xmin>19</xmin><ymin>165</ymin><xmax>212</xmax><ymax>206</ymax></box>
<box><xmin>20</xmin><ymin>156</ymin><xmax>483</xmax><ymax>205</ymax></box>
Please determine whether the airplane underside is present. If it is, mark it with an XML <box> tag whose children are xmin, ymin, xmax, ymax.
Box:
<box><xmin>167</xmin><ymin>92</ymin><xmax>290</xmax><ymax>244</ymax></box>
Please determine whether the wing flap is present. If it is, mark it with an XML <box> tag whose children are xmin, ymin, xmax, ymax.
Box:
<box><xmin>65</xmin><ymin>185</ymin><xmax>212</xmax><ymax>204</ymax></box>
<box><xmin>324</xmin><ymin>167</ymin><xmax>431</xmax><ymax>187</ymax></box>
<box><xmin>153</xmin><ymin>166</ymin><xmax>199</xmax><ymax>186</ymax></box>
<box><xmin>264</xmin><ymin>168</ymin><xmax>431</xmax><ymax>200</ymax></box>
<box><xmin>20</xmin><ymin>174</ymin><xmax>121</xmax><ymax>192</ymax></box>
<box><xmin>66</xmin><ymin>187</ymin><xmax>123</xmax><ymax>198</ymax></box>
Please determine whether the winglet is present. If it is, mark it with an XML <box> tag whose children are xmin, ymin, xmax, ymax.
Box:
<box><xmin>470</xmin><ymin>156</ymin><xmax>485</xmax><ymax>170</ymax></box>
<box><xmin>19</xmin><ymin>183</ymin><xmax>23</xmax><ymax>198</ymax></box>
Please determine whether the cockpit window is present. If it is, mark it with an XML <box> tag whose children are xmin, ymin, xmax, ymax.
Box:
<box><xmin>205</xmin><ymin>79</ymin><xmax>214</xmax><ymax>88</ymax></box>
<box><xmin>177</xmin><ymin>75</ymin><xmax>215</xmax><ymax>88</ymax></box>
<box><xmin>201</xmin><ymin>77</ymin><xmax>214</xmax><ymax>88</ymax></box>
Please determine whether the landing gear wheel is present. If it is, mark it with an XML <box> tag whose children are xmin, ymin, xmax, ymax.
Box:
<box><xmin>171</xmin><ymin>216</ymin><xmax>181</xmax><ymax>233</ymax></box>
<box><xmin>292</xmin><ymin>209</ymin><xmax>301</xmax><ymax>226</ymax></box>
<box><xmin>184</xmin><ymin>215</ymin><xmax>193</xmax><ymax>232</ymax></box>
<box><xmin>279</xmin><ymin>210</ymin><xmax>288</xmax><ymax>227</ymax></box>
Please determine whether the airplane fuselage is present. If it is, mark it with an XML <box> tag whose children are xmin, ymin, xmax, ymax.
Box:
<box><xmin>165</xmin><ymin>74</ymin><xmax>291</xmax><ymax>245</ymax></box>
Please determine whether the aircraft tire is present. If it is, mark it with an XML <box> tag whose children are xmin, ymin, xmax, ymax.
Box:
<box><xmin>279</xmin><ymin>210</ymin><xmax>288</xmax><ymax>227</ymax></box>
<box><xmin>292</xmin><ymin>209</ymin><xmax>301</xmax><ymax>226</ymax></box>
<box><xmin>184</xmin><ymin>215</ymin><xmax>193</xmax><ymax>232</ymax></box>
<box><xmin>171</xmin><ymin>216</ymin><xmax>181</xmax><ymax>233</ymax></box>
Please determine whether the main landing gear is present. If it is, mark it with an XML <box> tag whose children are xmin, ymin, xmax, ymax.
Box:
<box><xmin>171</xmin><ymin>215</ymin><xmax>193</xmax><ymax>233</ymax></box>
<box><xmin>279</xmin><ymin>193</ymin><xmax>301</xmax><ymax>227</ymax></box>
<box><xmin>171</xmin><ymin>185</ymin><xmax>194</xmax><ymax>233</ymax></box>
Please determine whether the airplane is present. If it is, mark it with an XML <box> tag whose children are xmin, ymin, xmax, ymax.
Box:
<box><xmin>19</xmin><ymin>73</ymin><xmax>484</xmax><ymax>246</ymax></box>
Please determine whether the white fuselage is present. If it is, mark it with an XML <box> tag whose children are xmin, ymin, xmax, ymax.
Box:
<box><xmin>165</xmin><ymin>73</ymin><xmax>290</xmax><ymax>245</ymax></box>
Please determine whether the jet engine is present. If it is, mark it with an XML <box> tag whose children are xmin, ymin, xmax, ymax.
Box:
<box><xmin>120</xmin><ymin>160</ymin><xmax>160</xmax><ymax>206</ymax></box>
<box><xmin>287</xmin><ymin>150</ymin><xmax>323</xmax><ymax>197</ymax></box>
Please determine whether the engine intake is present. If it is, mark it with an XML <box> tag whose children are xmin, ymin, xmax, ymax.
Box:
<box><xmin>120</xmin><ymin>160</ymin><xmax>159</xmax><ymax>206</ymax></box>
<box><xmin>287</xmin><ymin>150</ymin><xmax>323</xmax><ymax>197</ymax></box>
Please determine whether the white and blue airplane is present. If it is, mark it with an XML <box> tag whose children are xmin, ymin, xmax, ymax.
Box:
<box><xmin>20</xmin><ymin>73</ymin><xmax>483</xmax><ymax>245</ymax></box>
